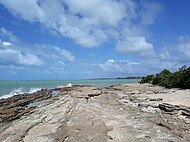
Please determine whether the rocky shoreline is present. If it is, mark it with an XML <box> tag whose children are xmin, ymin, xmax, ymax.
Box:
<box><xmin>0</xmin><ymin>84</ymin><xmax>190</xmax><ymax>142</ymax></box>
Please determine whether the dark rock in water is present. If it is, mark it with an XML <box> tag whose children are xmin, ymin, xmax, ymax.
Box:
<box><xmin>0</xmin><ymin>89</ymin><xmax>52</xmax><ymax>123</ymax></box>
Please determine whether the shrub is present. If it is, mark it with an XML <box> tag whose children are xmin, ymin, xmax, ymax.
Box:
<box><xmin>152</xmin><ymin>69</ymin><xmax>171</xmax><ymax>86</ymax></box>
<box><xmin>139</xmin><ymin>66</ymin><xmax>190</xmax><ymax>89</ymax></box>
<box><xmin>139</xmin><ymin>74</ymin><xmax>154</xmax><ymax>84</ymax></box>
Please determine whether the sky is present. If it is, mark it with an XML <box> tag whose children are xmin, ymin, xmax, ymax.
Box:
<box><xmin>0</xmin><ymin>0</ymin><xmax>190</xmax><ymax>80</ymax></box>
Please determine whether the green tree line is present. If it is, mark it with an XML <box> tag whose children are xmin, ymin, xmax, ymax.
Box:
<box><xmin>139</xmin><ymin>65</ymin><xmax>190</xmax><ymax>89</ymax></box>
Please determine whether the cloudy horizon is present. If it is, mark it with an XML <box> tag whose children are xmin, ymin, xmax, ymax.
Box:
<box><xmin>0</xmin><ymin>0</ymin><xmax>190</xmax><ymax>80</ymax></box>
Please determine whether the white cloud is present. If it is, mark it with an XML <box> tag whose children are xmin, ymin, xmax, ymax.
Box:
<box><xmin>0</xmin><ymin>37</ymin><xmax>43</xmax><ymax>67</ymax></box>
<box><xmin>116</xmin><ymin>36</ymin><xmax>156</xmax><ymax>57</ymax></box>
<box><xmin>1</xmin><ymin>0</ymin><xmax>127</xmax><ymax>47</ymax></box>
<box><xmin>0</xmin><ymin>42</ymin><xmax>76</xmax><ymax>75</ymax></box>
<box><xmin>2</xmin><ymin>41</ymin><xmax>12</xmax><ymax>47</ymax></box>
<box><xmin>0</xmin><ymin>0</ymin><xmax>169</xmax><ymax>77</ymax></box>
<box><xmin>53</xmin><ymin>46</ymin><xmax>75</xmax><ymax>62</ymax></box>
<box><xmin>98</xmin><ymin>59</ymin><xmax>141</xmax><ymax>74</ymax></box>
<box><xmin>0</xmin><ymin>0</ymin><xmax>45</xmax><ymax>22</ymax></box>
<box><xmin>107</xmin><ymin>59</ymin><xmax>114</xmax><ymax>64</ymax></box>
<box><xmin>65</xmin><ymin>0</ymin><xmax>127</xmax><ymax>26</ymax></box>
<box><xmin>113</xmin><ymin>1</ymin><xmax>164</xmax><ymax>58</ymax></box>
<box><xmin>0</xmin><ymin>48</ymin><xmax>43</xmax><ymax>66</ymax></box>
<box><xmin>0</xmin><ymin>28</ymin><xmax>75</xmax><ymax>74</ymax></box>
<box><xmin>0</xmin><ymin>27</ymin><xmax>76</xmax><ymax>65</ymax></box>
<box><xmin>95</xmin><ymin>57</ymin><xmax>183</xmax><ymax>76</ymax></box>
<box><xmin>0</xmin><ymin>0</ymin><xmax>161</xmax><ymax>50</ymax></box>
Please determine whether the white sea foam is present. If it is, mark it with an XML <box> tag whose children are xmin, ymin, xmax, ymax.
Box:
<box><xmin>0</xmin><ymin>87</ymin><xmax>42</xmax><ymax>99</ymax></box>
<box><xmin>56</xmin><ymin>85</ymin><xmax>65</xmax><ymax>88</ymax></box>
<box><xmin>28</xmin><ymin>88</ymin><xmax>42</xmax><ymax>94</ymax></box>
<box><xmin>66</xmin><ymin>83</ymin><xmax>72</xmax><ymax>87</ymax></box>
<box><xmin>55</xmin><ymin>83</ymin><xmax>72</xmax><ymax>89</ymax></box>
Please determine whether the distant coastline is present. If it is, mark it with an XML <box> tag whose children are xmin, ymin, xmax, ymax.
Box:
<box><xmin>88</xmin><ymin>77</ymin><xmax>142</xmax><ymax>80</ymax></box>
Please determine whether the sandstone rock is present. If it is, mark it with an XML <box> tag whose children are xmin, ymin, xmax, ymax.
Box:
<box><xmin>0</xmin><ymin>89</ymin><xmax>52</xmax><ymax>123</ymax></box>
<box><xmin>87</xmin><ymin>91</ymin><xmax>102</xmax><ymax>97</ymax></box>
<box><xmin>0</xmin><ymin>84</ymin><xmax>190</xmax><ymax>142</ymax></box>
<box><xmin>181</xmin><ymin>110</ymin><xmax>190</xmax><ymax>117</ymax></box>
<box><xmin>159</xmin><ymin>103</ymin><xmax>176</xmax><ymax>112</ymax></box>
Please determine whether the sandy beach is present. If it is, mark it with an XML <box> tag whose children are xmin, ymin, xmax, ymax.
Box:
<box><xmin>0</xmin><ymin>83</ymin><xmax>190</xmax><ymax>142</ymax></box>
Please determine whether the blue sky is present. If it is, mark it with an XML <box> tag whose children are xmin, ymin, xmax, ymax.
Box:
<box><xmin>0</xmin><ymin>0</ymin><xmax>190</xmax><ymax>80</ymax></box>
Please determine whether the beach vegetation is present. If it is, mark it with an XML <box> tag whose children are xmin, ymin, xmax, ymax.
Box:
<box><xmin>139</xmin><ymin>74</ymin><xmax>154</xmax><ymax>84</ymax></box>
<box><xmin>139</xmin><ymin>65</ymin><xmax>190</xmax><ymax>89</ymax></box>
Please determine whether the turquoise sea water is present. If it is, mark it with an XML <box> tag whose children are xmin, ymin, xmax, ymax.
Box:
<box><xmin>0</xmin><ymin>79</ymin><xmax>140</xmax><ymax>98</ymax></box>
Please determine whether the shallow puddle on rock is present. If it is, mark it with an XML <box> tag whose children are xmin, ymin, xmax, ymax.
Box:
<box><xmin>52</xmin><ymin>90</ymin><xmax>60</xmax><ymax>97</ymax></box>
<box><xmin>28</xmin><ymin>99</ymin><xmax>50</xmax><ymax>107</ymax></box>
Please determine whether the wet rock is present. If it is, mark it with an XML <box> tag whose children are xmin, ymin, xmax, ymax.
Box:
<box><xmin>0</xmin><ymin>89</ymin><xmax>52</xmax><ymax>123</ymax></box>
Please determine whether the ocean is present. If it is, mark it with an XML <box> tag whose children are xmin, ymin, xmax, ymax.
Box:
<box><xmin>0</xmin><ymin>79</ymin><xmax>140</xmax><ymax>99</ymax></box>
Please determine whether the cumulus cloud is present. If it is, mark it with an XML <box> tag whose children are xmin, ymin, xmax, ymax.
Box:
<box><xmin>96</xmin><ymin>57</ymin><xmax>183</xmax><ymax>76</ymax></box>
<box><xmin>1</xmin><ymin>43</ymin><xmax>76</xmax><ymax>73</ymax></box>
<box><xmin>0</xmin><ymin>48</ymin><xmax>43</xmax><ymax>66</ymax></box>
<box><xmin>0</xmin><ymin>0</ymin><xmax>163</xmax><ymax>51</ymax></box>
<box><xmin>0</xmin><ymin>28</ymin><xmax>76</xmax><ymax>74</ymax></box>
<box><xmin>98</xmin><ymin>59</ymin><xmax>141</xmax><ymax>74</ymax></box>
<box><xmin>0</xmin><ymin>31</ymin><xmax>42</xmax><ymax>67</ymax></box>
<box><xmin>64</xmin><ymin>0</ymin><xmax>127</xmax><ymax>26</ymax></box>
<box><xmin>0</xmin><ymin>36</ymin><xmax>42</xmax><ymax>67</ymax></box>
<box><xmin>0</xmin><ymin>42</ymin><xmax>76</xmax><ymax>74</ymax></box>
<box><xmin>0</xmin><ymin>0</ymin><xmax>126</xmax><ymax>47</ymax></box>
<box><xmin>0</xmin><ymin>1</ymin><xmax>169</xmax><ymax>77</ymax></box>
<box><xmin>116</xmin><ymin>36</ymin><xmax>156</xmax><ymax>57</ymax></box>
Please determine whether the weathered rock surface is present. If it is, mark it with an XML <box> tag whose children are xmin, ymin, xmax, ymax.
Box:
<box><xmin>0</xmin><ymin>84</ymin><xmax>190</xmax><ymax>142</ymax></box>
<box><xmin>0</xmin><ymin>89</ymin><xmax>52</xmax><ymax>123</ymax></box>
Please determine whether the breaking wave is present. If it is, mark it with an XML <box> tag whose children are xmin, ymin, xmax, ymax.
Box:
<box><xmin>0</xmin><ymin>83</ymin><xmax>73</xmax><ymax>99</ymax></box>
<box><xmin>0</xmin><ymin>87</ymin><xmax>42</xmax><ymax>99</ymax></box>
